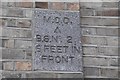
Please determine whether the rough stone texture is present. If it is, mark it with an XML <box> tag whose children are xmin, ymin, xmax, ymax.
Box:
<box><xmin>33</xmin><ymin>9</ymin><xmax>82</xmax><ymax>72</ymax></box>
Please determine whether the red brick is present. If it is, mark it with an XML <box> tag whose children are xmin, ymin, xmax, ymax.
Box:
<box><xmin>35</xmin><ymin>2</ymin><xmax>48</xmax><ymax>9</ymax></box>
<box><xmin>16</xmin><ymin>2</ymin><xmax>33</xmax><ymax>8</ymax></box>
<box><xmin>81</xmin><ymin>36</ymin><xmax>90</xmax><ymax>44</ymax></box>
<box><xmin>67</xmin><ymin>3</ymin><xmax>80</xmax><ymax>11</ymax></box>
<box><xmin>15</xmin><ymin>61</ymin><xmax>31</xmax><ymax>71</ymax></box>
<box><xmin>50</xmin><ymin>2</ymin><xmax>65</xmax><ymax>10</ymax></box>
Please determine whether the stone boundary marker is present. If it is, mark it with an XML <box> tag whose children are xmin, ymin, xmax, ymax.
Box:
<box><xmin>33</xmin><ymin>9</ymin><xmax>82</xmax><ymax>72</ymax></box>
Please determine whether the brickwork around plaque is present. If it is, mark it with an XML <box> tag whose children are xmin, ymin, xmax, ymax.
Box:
<box><xmin>0</xmin><ymin>1</ymin><xmax>119</xmax><ymax>79</ymax></box>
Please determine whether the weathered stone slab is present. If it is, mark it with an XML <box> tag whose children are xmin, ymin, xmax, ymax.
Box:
<box><xmin>33</xmin><ymin>9</ymin><xmax>82</xmax><ymax>72</ymax></box>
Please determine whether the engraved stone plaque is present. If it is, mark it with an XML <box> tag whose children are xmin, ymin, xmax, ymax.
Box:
<box><xmin>33</xmin><ymin>9</ymin><xmax>82</xmax><ymax>72</ymax></box>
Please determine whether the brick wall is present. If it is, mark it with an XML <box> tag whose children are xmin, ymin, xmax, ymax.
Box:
<box><xmin>80</xmin><ymin>2</ymin><xmax>119</xmax><ymax>78</ymax></box>
<box><xmin>0</xmin><ymin>1</ymin><xmax>119</xmax><ymax>79</ymax></box>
